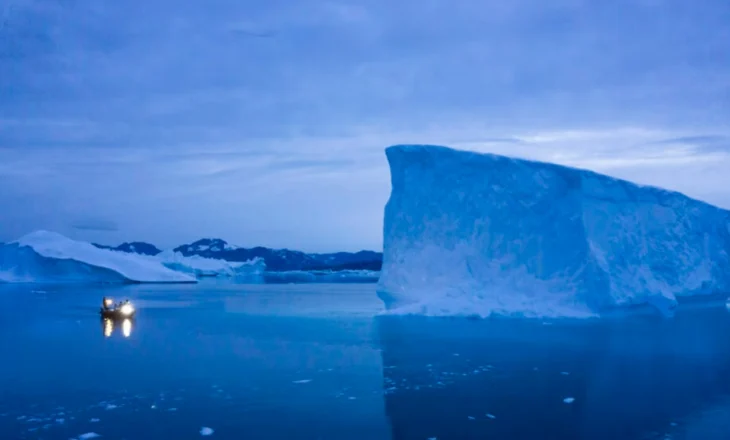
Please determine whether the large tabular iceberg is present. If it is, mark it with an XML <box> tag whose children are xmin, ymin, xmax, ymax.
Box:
<box><xmin>0</xmin><ymin>231</ymin><xmax>196</xmax><ymax>284</ymax></box>
<box><xmin>377</xmin><ymin>145</ymin><xmax>730</xmax><ymax>317</ymax></box>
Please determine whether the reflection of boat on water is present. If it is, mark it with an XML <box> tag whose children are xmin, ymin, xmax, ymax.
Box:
<box><xmin>102</xmin><ymin>316</ymin><xmax>134</xmax><ymax>338</ymax></box>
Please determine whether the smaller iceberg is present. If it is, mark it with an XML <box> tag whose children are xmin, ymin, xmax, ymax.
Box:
<box><xmin>0</xmin><ymin>231</ymin><xmax>196</xmax><ymax>284</ymax></box>
<box><xmin>263</xmin><ymin>269</ymin><xmax>380</xmax><ymax>283</ymax></box>
<box><xmin>156</xmin><ymin>250</ymin><xmax>265</xmax><ymax>278</ymax></box>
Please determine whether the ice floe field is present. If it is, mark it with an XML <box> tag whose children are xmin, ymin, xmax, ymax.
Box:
<box><xmin>2</xmin><ymin>282</ymin><xmax>730</xmax><ymax>439</ymax></box>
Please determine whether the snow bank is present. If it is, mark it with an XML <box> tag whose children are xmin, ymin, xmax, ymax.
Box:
<box><xmin>157</xmin><ymin>250</ymin><xmax>265</xmax><ymax>278</ymax></box>
<box><xmin>377</xmin><ymin>145</ymin><xmax>730</xmax><ymax>317</ymax></box>
<box><xmin>0</xmin><ymin>231</ymin><xmax>196</xmax><ymax>284</ymax></box>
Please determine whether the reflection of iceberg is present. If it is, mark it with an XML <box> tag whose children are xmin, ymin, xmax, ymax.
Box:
<box><xmin>156</xmin><ymin>250</ymin><xmax>265</xmax><ymax>279</ymax></box>
<box><xmin>0</xmin><ymin>231</ymin><xmax>196</xmax><ymax>284</ymax></box>
<box><xmin>378</xmin><ymin>145</ymin><xmax>730</xmax><ymax>318</ymax></box>
<box><xmin>377</xmin><ymin>307</ymin><xmax>730</xmax><ymax>439</ymax></box>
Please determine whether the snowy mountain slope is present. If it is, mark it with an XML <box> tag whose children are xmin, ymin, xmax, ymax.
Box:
<box><xmin>377</xmin><ymin>145</ymin><xmax>730</xmax><ymax>317</ymax></box>
<box><xmin>172</xmin><ymin>239</ymin><xmax>381</xmax><ymax>271</ymax></box>
<box><xmin>0</xmin><ymin>231</ymin><xmax>376</xmax><ymax>284</ymax></box>
<box><xmin>0</xmin><ymin>231</ymin><xmax>196</xmax><ymax>284</ymax></box>
<box><xmin>156</xmin><ymin>250</ymin><xmax>265</xmax><ymax>278</ymax></box>
<box><xmin>93</xmin><ymin>241</ymin><xmax>161</xmax><ymax>256</ymax></box>
<box><xmin>90</xmin><ymin>237</ymin><xmax>382</xmax><ymax>272</ymax></box>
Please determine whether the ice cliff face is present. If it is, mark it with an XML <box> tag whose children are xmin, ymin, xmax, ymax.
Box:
<box><xmin>377</xmin><ymin>145</ymin><xmax>730</xmax><ymax>317</ymax></box>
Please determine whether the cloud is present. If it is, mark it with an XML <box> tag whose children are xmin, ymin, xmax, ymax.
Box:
<box><xmin>70</xmin><ymin>218</ymin><xmax>119</xmax><ymax>232</ymax></box>
<box><xmin>0</xmin><ymin>0</ymin><xmax>729</xmax><ymax>249</ymax></box>
<box><xmin>647</xmin><ymin>135</ymin><xmax>730</xmax><ymax>153</ymax></box>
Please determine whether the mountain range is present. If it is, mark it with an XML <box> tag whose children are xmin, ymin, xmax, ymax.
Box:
<box><xmin>93</xmin><ymin>238</ymin><xmax>382</xmax><ymax>271</ymax></box>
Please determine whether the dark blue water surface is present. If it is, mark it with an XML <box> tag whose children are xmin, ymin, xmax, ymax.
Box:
<box><xmin>1</xmin><ymin>283</ymin><xmax>730</xmax><ymax>440</ymax></box>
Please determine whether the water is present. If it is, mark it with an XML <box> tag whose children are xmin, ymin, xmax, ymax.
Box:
<box><xmin>1</xmin><ymin>283</ymin><xmax>730</xmax><ymax>439</ymax></box>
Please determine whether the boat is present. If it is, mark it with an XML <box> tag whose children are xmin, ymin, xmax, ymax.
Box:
<box><xmin>100</xmin><ymin>298</ymin><xmax>136</xmax><ymax>319</ymax></box>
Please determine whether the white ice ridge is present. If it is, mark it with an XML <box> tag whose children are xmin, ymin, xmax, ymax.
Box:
<box><xmin>0</xmin><ymin>231</ymin><xmax>197</xmax><ymax>284</ymax></box>
<box><xmin>377</xmin><ymin>145</ymin><xmax>730</xmax><ymax>318</ymax></box>
<box><xmin>157</xmin><ymin>250</ymin><xmax>265</xmax><ymax>278</ymax></box>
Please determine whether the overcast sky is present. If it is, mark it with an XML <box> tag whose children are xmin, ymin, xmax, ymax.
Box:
<box><xmin>1</xmin><ymin>0</ymin><xmax>728</xmax><ymax>251</ymax></box>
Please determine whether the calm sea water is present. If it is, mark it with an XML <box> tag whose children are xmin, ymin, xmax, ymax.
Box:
<box><xmin>1</xmin><ymin>282</ymin><xmax>729</xmax><ymax>440</ymax></box>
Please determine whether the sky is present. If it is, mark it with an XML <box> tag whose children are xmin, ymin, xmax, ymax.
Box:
<box><xmin>1</xmin><ymin>0</ymin><xmax>728</xmax><ymax>252</ymax></box>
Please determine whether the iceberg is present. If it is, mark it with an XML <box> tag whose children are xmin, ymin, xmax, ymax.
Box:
<box><xmin>262</xmin><ymin>269</ymin><xmax>380</xmax><ymax>283</ymax></box>
<box><xmin>156</xmin><ymin>250</ymin><xmax>265</xmax><ymax>278</ymax></box>
<box><xmin>0</xmin><ymin>231</ymin><xmax>196</xmax><ymax>284</ymax></box>
<box><xmin>377</xmin><ymin>145</ymin><xmax>730</xmax><ymax>317</ymax></box>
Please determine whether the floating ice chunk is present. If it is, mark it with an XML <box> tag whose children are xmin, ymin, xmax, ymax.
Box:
<box><xmin>561</xmin><ymin>372</ymin><xmax>570</xmax><ymax>375</ymax></box>
<box><xmin>348</xmin><ymin>397</ymin><xmax>357</xmax><ymax>400</ymax></box>
<box><xmin>292</xmin><ymin>379</ymin><xmax>312</xmax><ymax>384</ymax></box>
<box><xmin>78</xmin><ymin>433</ymin><xmax>101</xmax><ymax>439</ymax></box>
<box><xmin>468</xmin><ymin>416</ymin><xmax>476</xmax><ymax>420</ymax></box>
<box><xmin>563</xmin><ymin>397</ymin><xmax>576</xmax><ymax>404</ymax></box>
<box><xmin>104</xmin><ymin>404</ymin><xmax>117</xmax><ymax>410</ymax></box>
<box><xmin>486</xmin><ymin>413</ymin><xmax>496</xmax><ymax>419</ymax></box>
<box><xmin>200</xmin><ymin>427</ymin><xmax>214</xmax><ymax>436</ymax></box>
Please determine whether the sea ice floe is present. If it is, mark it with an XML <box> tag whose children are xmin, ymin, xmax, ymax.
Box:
<box><xmin>563</xmin><ymin>397</ymin><xmax>576</xmax><ymax>404</ymax></box>
<box><xmin>292</xmin><ymin>379</ymin><xmax>312</xmax><ymax>384</ymax></box>
<box><xmin>78</xmin><ymin>433</ymin><xmax>101</xmax><ymax>439</ymax></box>
<box><xmin>200</xmin><ymin>426</ymin><xmax>214</xmax><ymax>436</ymax></box>
<box><xmin>486</xmin><ymin>414</ymin><xmax>496</xmax><ymax>419</ymax></box>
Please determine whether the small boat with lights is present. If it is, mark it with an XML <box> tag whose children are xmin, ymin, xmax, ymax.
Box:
<box><xmin>100</xmin><ymin>297</ymin><xmax>136</xmax><ymax>319</ymax></box>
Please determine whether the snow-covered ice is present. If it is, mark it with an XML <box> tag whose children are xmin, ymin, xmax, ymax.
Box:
<box><xmin>263</xmin><ymin>269</ymin><xmax>379</xmax><ymax>283</ymax></box>
<box><xmin>0</xmin><ymin>231</ymin><xmax>196</xmax><ymax>284</ymax></box>
<box><xmin>157</xmin><ymin>250</ymin><xmax>265</xmax><ymax>278</ymax></box>
<box><xmin>200</xmin><ymin>426</ymin><xmax>214</xmax><ymax>436</ymax></box>
<box><xmin>0</xmin><ymin>231</ymin><xmax>268</xmax><ymax>284</ymax></box>
<box><xmin>0</xmin><ymin>230</ymin><xmax>373</xmax><ymax>284</ymax></box>
<box><xmin>564</xmin><ymin>397</ymin><xmax>576</xmax><ymax>404</ymax></box>
<box><xmin>377</xmin><ymin>145</ymin><xmax>730</xmax><ymax>318</ymax></box>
